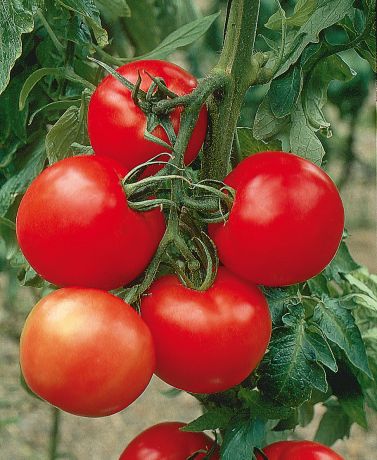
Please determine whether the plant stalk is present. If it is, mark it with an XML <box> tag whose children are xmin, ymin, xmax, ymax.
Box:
<box><xmin>203</xmin><ymin>0</ymin><xmax>261</xmax><ymax>180</ymax></box>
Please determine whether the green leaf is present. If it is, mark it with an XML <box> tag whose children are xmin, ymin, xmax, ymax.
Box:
<box><xmin>95</xmin><ymin>0</ymin><xmax>130</xmax><ymax>17</ymax></box>
<box><xmin>45</xmin><ymin>90</ymin><xmax>91</xmax><ymax>164</ymax></box>
<box><xmin>261</xmin><ymin>286</ymin><xmax>301</xmax><ymax>325</ymax></box>
<box><xmin>315</xmin><ymin>400</ymin><xmax>352</xmax><ymax>445</ymax></box>
<box><xmin>322</xmin><ymin>242</ymin><xmax>360</xmax><ymax>282</ymax></box>
<box><xmin>182</xmin><ymin>408</ymin><xmax>234</xmax><ymax>432</ymax></box>
<box><xmin>19</xmin><ymin>67</ymin><xmax>64</xmax><ymax>110</ymax></box>
<box><xmin>339</xmin><ymin>392</ymin><xmax>367</xmax><ymax>428</ymax></box>
<box><xmin>313</xmin><ymin>297</ymin><xmax>371</xmax><ymax>377</ymax></box>
<box><xmin>303</xmin><ymin>55</ymin><xmax>354</xmax><ymax>131</ymax></box>
<box><xmin>298</xmin><ymin>400</ymin><xmax>315</xmax><ymax>427</ymax></box>
<box><xmin>265</xmin><ymin>0</ymin><xmax>317</xmax><ymax>30</ymax></box>
<box><xmin>237</xmin><ymin>128</ymin><xmax>282</xmax><ymax>159</ymax></box>
<box><xmin>0</xmin><ymin>139</ymin><xmax>46</xmax><ymax>216</ymax></box>
<box><xmin>305</xmin><ymin>325</ymin><xmax>338</xmax><ymax>372</ymax></box>
<box><xmin>129</xmin><ymin>13</ymin><xmax>220</xmax><ymax>61</ymax></box>
<box><xmin>289</xmin><ymin>99</ymin><xmax>325</xmax><ymax>164</ymax></box>
<box><xmin>221</xmin><ymin>417</ymin><xmax>265</xmax><ymax>460</ymax></box>
<box><xmin>1</xmin><ymin>69</ymin><xmax>32</xmax><ymax>142</ymax></box>
<box><xmin>56</xmin><ymin>0</ymin><xmax>108</xmax><ymax>47</ymax></box>
<box><xmin>258</xmin><ymin>305</ymin><xmax>328</xmax><ymax>406</ymax></box>
<box><xmin>238</xmin><ymin>389</ymin><xmax>293</xmax><ymax>420</ymax></box>
<box><xmin>253</xmin><ymin>97</ymin><xmax>289</xmax><ymax>141</ymax></box>
<box><xmin>0</xmin><ymin>1</ymin><xmax>36</xmax><ymax>94</ymax></box>
<box><xmin>307</xmin><ymin>274</ymin><xmax>330</xmax><ymax>297</ymax></box>
<box><xmin>269</xmin><ymin>66</ymin><xmax>303</xmax><ymax>118</ymax></box>
<box><xmin>274</xmin><ymin>0</ymin><xmax>354</xmax><ymax>78</ymax></box>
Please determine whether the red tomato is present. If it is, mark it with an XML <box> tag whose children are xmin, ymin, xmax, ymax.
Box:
<box><xmin>16</xmin><ymin>155</ymin><xmax>165</xmax><ymax>290</ymax></box>
<box><xmin>140</xmin><ymin>267</ymin><xmax>271</xmax><ymax>394</ymax></box>
<box><xmin>88</xmin><ymin>60</ymin><xmax>208</xmax><ymax>176</ymax></box>
<box><xmin>256</xmin><ymin>440</ymin><xmax>344</xmax><ymax>460</ymax></box>
<box><xmin>208</xmin><ymin>151</ymin><xmax>344</xmax><ymax>286</ymax></box>
<box><xmin>20</xmin><ymin>288</ymin><xmax>155</xmax><ymax>417</ymax></box>
<box><xmin>119</xmin><ymin>422</ymin><xmax>220</xmax><ymax>460</ymax></box>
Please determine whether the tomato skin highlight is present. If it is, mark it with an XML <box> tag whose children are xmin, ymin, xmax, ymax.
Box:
<box><xmin>208</xmin><ymin>151</ymin><xmax>344</xmax><ymax>287</ymax></box>
<box><xmin>20</xmin><ymin>288</ymin><xmax>155</xmax><ymax>417</ymax></box>
<box><xmin>88</xmin><ymin>59</ymin><xmax>208</xmax><ymax>176</ymax></box>
<box><xmin>256</xmin><ymin>440</ymin><xmax>344</xmax><ymax>460</ymax></box>
<box><xmin>16</xmin><ymin>155</ymin><xmax>165</xmax><ymax>290</ymax></box>
<box><xmin>119</xmin><ymin>422</ymin><xmax>220</xmax><ymax>460</ymax></box>
<box><xmin>141</xmin><ymin>267</ymin><xmax>271</xmax><ymax>394</ymax></box>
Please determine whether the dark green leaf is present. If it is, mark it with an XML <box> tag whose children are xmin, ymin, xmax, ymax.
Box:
<box><xmin>323</xmin><ymin>242</ymin><xmax>360</xmax><ymax>282</ymax></box>
<box><xmin>289</xmin><ymin>99</ymin><xmax>325</xmax><ymax>165</ymax></box>
<box><xmin>0</xmin><ymin>139</ymin><xmax>46</xmax><ymax>216</ymax></box>
<box><xmin>303</xmin><ymin>55</ymin><xmax>354</xmax><ymax>132</ymax></box>
<box><xmin>182</xmin><ymin>408</ymin><xmax>234</xmax><ymax>432</ymax></box>
<box><xmin>261</xmin><ymin>286</ymin><xmax>301</xmax><ymax>325</ymax></box>
<box><xmin>339</xmin><ymin>392</ymin><xmax>367</xmax><ymax>428</ymax></box>
<box><xmin>314</xmin><ymin>400</ymin><xmax>352</xmax><ymax>445</ymax></box>
<box><xmin>305</xmin><ymin>326</ymin><xmax>338</xmax><ymax>372</ymax></box>
<box><xmin>0</xmin><ymin>1</ymin><xmax>36</xmax><ymax>94</ymax></box>
<box><xmin>259</xmin><ymin>305</ymin><xmax>328</xmax><ymax>406</ymax></box>
<box><xmin>238</xmin><ymin>389</ymin><xmax>293</xmax><ymax>420</ymax></box>
<box><xmin>275</xmin><ymin>0</ymin><xmax>354</xmax><ymax>78</ymax></box>
<box><xmin>237</xmin><ymin>128</ymin><xmax>282</xmax><ymax>160</ymax></box>
<box><xmin>95</xmin><ymin>0</ymin><xmax>130</xmax><ymax>18</ymax></box>
<box><xmin>253</xmin><ymin>97</ymin><xmax>289</xmax><ymax>141</ymax></box>
<box><xmin>56</xmin><ymin>0</ymin><xmax>108</xmax><ymax>47</ymax></box>
<box><xmin>265</xmin><ymin>0</ymin><xmax>317</xmax><ymax>30</ymax></box>
<box><xmin>128</xmin><ymin>13</ymin><xmax>220</xmax><ymax>61</ymax></box>
<box><xmin>269</xmin><ymin>66</ymin><xmax>303</xmax><ymax>118</ymax></box>
<box><xmin>45</xmin><ymin>90</ymin><xmax>91</xmax><ymax>164</ymax></box>
<box><xmin>313</xmin><ymin>297</ymin><xmax>371</xmax><ymax>377</ymax></box>
<box><xmin>19</xmin><ymin>68</ymin><xmax>64</xmax><ymax>110</ymax></box>
<box><xmin>221</xmin><ymin>417</ymin><xmax>265</xmax><ymax>460</ymax></box>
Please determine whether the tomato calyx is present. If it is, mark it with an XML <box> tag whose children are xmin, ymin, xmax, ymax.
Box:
<box><xmin>90</xmin><ymin>57</ymin><xmax>180</xmax><ymax>151</ymax></box>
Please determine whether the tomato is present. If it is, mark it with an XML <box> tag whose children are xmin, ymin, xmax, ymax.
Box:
<box><xmin>140</xmin><ymin>267</ymin><xmax>271</xmax><ymax>394</ymax></box>
<box><xmin>88</xmin><ymin>60</ymin><xmax>207</xmax><ymax>176</ymax></box>
<box><xmin>16</xmin><ymin>155</ymin><xmax>165</xmax><ymax>290</ymax></box>
<box><xmin>256</xmin><ymin>440</ymin><xmax>344</xmax><ymax>460</ymax></box>
<box><xmin>208</xmin><ymin>151</ymin><xmax>344</xmax><ymax>286</ymax></box>
<box><xmin>119</xmin><ymin>422</ymin><xmax>220</xmax><ymax>460</ymax></box>
<box><xmin>20</xmin><ymin>288</ymin><xmax>155</xmax><ymax>417</ymax></box>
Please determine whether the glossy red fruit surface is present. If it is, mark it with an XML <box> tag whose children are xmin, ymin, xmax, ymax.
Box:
<box><xmin>209</xmin><ymin>151</ymin><xmax>344</xmax><ymax>286</ymax></box>
<box><xmin>256</xmin><ymin>440</ymin><xmax>344</xmax><ymax>460</ymax></box>
<box><xmin>141</xmin><ymin>267</ymin><xmax>271</xmax><ymax>393</ymax></box>
<box><xmin>20</xmin><ymin>288</ymin><xmax>155</xmax><ymax>417</ymax></box>
<box><xmin>119</xmin><ymin>422</ymin><xmax>219</xmax><ymax>459</ymax></box>
<box><xmin>16</xmin><ymin>155</ymin><xmax>165</xmax><ymax>290</ymax></box>
<box><xmin>88</xmin><ymin>59</ymin><xmax>208</xmax><ymax>176</ymax></box>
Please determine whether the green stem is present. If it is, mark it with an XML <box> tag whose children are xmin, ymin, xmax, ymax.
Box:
<box><xmin>202</xmin><ymin>0</ymin><xmax>261</xmax><ymax>180</ymax></box>
<box><xmin>37</xmin><ymin>10</ymin><xmax>64</xmax><ymax>53</ymax></box>
<box><xmin>48</xmin><ymin>407</ymin><xmax>61</xmax><ymax>460</ymax></box>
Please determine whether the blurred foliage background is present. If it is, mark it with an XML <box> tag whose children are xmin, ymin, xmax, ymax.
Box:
<box><xmin>0</xmin><ymin>0</ymin><xmax>375</xmax><ymax>459</ymax></box>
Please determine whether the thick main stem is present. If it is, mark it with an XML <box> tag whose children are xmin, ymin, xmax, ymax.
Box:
<box><xmin>203</xmin><ymin>0</ymin><xmax>261</xmax><ymax>180</ymax></box>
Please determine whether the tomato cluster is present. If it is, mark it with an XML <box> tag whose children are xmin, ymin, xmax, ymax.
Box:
<box><xmin>16</xmin><ymin>59</ymin><xmax>345</xmax><ymax>457</ymax></box>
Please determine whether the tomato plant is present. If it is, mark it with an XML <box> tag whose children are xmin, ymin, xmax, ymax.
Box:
<box><xmin>209</xmin><ymin>151</ymin><xmax>344</xmax><ymax>286</ymax></box>
<box><xmin>20</xmin><ymin>288</ymin><xmax>155</xmax><ymax>417</ymax></box>
<box><xmin>88</xmin><ymin>60</ymin><xmax>208</xmax><ymax>176</ymax></box>
<box><xmin>119</xmin><ymin>422</ymin><xmax>219</xmax><ymax>459</ymax></box>
<box><xmin>256</xmin><ymin>440</ymin><xmax>344</xmax><ymax>460</ymax></box>
<box><xmin>16</xmin><ymin>155</ymin><xmax>165</xmax><ymax>290</ymax></box>
<box><xmin>0</xmin><ymin>0</ymin><xmax>375</xmax><ymax>459</ymax></box>
<box><xmin>141</xmin><ymin>267</ymin><xmax>271</xmax><ymax>393</ymax></box>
